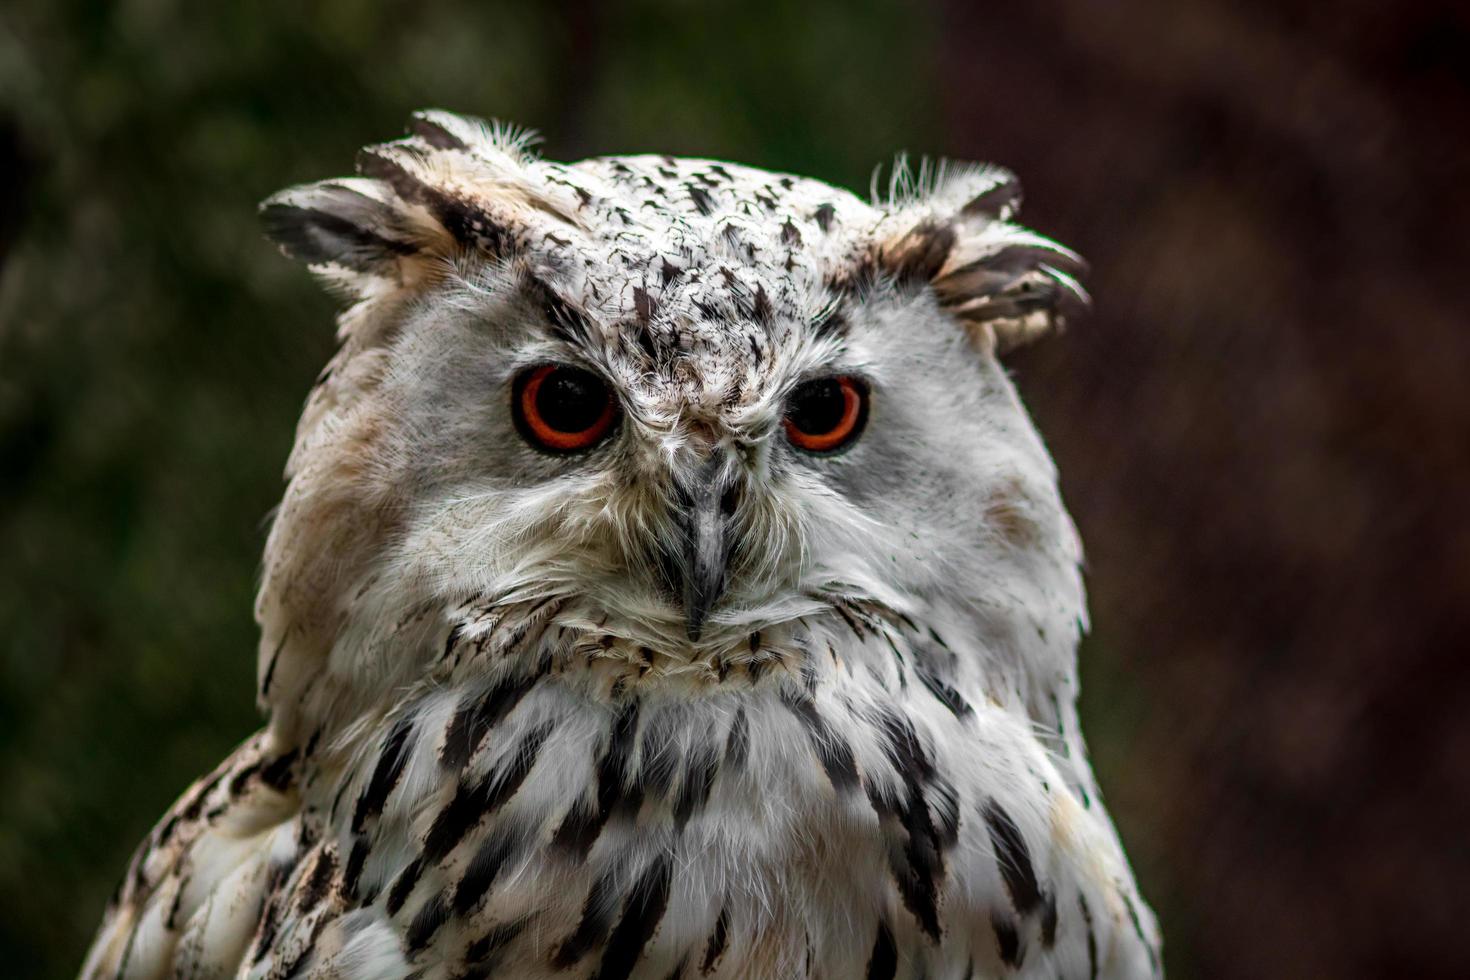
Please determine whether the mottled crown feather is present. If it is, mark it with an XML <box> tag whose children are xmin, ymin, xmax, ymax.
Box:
<box><xmin>870</xmin><ymin>157</ymin><xmax>1090</xmax><ymax>351</ymax></box>
<box><xmin>259</xmin><ymin>109</ymin><xmax>1087</xmax><ymax>351</ymax></box>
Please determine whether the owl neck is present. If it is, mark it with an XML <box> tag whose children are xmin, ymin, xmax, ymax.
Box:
<box><xmin>255</xmin><ymin>565</ymin><xmax>1087</xmax><ymax>785</ymax></box>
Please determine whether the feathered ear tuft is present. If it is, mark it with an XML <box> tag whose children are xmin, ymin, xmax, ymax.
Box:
<box><xmin>259</xmin><ymin>111</ymin><xmax>571</xmax><ymax>299</ymax></box>
<box><xmin>875</xmin><ymin>162</ymin><xmax>1089</xmax><ymax>352</ymax></box>
<box><xmin>259</xmin><ymin>178</ymin><xmax>421</xmax><ymax>275</ymax></box>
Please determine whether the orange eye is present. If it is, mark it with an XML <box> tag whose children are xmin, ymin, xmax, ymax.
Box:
<box><xmin>514</xmin><ymin>364</ymin><xmax>619</xmax><ymax>453</ymax></box>
<box><xmin>784</xmin><ymin>375</ymin><xmax>868</xmax><ymax>454</ymax></box>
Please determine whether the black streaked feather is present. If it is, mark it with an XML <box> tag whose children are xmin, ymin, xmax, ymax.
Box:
<box><xmin>866</xmin><ymin>921</ymin><xmax>897</xmax><ymax>980</ymax></box>
<box><xmin>700</xmin><ymin>908</ymin><xmax>729</xmax><ymax>974</ymax></box>
<box><xmin>673</xmin><ymin>741</ymin><xmax>721</xmax><ymax>830</ymax></box>
<box><xmin>453</xmin><ymin>828</ymin><xmax>520</xmax><ymax>916</ymax></box>
<box><xmin>423</xmin><ymin>720</ymin><xmax>554</xmax><ymax>862</ymax></box>
<box><xmin>552</xmin><ymin>699</ymin><xmax>642</xmax><ymax>859</ymax></box>
<box><xmin>440</xmin><ymin>674</ymin><xmax>536</xmax><ymax>773</ymax></box>
<box><xmin>554</xmin><ymin>865</ymin><xmax>621</xmax><ymax>967</ymax></box>
<box><xmin>723</xmin><ymin>708</ymin><xmax>749</xmax><ymax>774</ymax></box>
<box><xmin>992</xmin><ymin>913</ymin><xmax>1023</xmax><ymax>966</ymax></box>
<box><xmin>352</xmin><ymin>715</ymin><xmax>416</xmax><ymax>834</ymax></box>
<box><xmin>983</xmin><ymin>800</ymin><xmax>1042</xmax><ymax>915</ymax></box>
<box><xmin>869</xmin><ymin>706</ymin><xmax>949</xmax><ymax>939</ymax></box>
<box><xmin>385</xmin><ymin>857</ymin><xmax>423</xmax><ymax>916</ymax></box>
<box><xmin>593</xmin><ymin>856</ymin><xmax>673</xmax><ymax>980</ymax></box>
<box><xmin>914</xmin><ymin>665</ymin><xmax>973</xmax><ymax>720</ymax></box>
<box><xmin>1079</xmin><ymin>893</ymin><xmax>1099</xmax><ymax>980</ymax></box>
<box><xmin>406</xmin><ymin>890</ymin><xmax>450</xmax><ymax>952</ymax></box>
<box><xmin>781</xmin><ymin>690</ymin><xmax>858</xmax><ymax>791</ymax></box>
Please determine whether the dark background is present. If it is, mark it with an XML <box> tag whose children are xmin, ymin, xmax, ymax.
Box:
<box><xmin>2</xmin><ymin>2</ymin><xmax>1466</xmax><ymax>977</ymax></box>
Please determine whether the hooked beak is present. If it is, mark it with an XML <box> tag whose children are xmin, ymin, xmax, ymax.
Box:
<box><xmin>664</xmin><ymin>456</ymin><xmax>737</xmax><ymax>641</ymax></box>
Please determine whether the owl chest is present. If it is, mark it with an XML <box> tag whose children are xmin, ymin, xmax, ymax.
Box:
<box><xmin>326</xmin><ymin>670</ymin><xmax>1067</xmax><ymax>978</ymax></box>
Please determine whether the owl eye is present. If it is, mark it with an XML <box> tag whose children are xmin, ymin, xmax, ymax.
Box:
<box><xmin>784</xmin><ymin>375</ymin><xmax>868</xmax><ymax>454</ymax></box>
<box><xmin>514</xmin><ymin>364</ymin><xmax>619</xmax><ymax>453</ymax></box>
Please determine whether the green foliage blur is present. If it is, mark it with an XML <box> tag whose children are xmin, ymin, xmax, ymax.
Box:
<box><xmin>0</xmin><ymin>2</ymin><xmax>944</xmax><ymax>976</ymax></box>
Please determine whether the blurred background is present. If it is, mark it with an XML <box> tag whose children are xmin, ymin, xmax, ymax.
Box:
<box><xmin>1</xmin><ymin>1</ymin><xmax>1466</xmax><ymax>977</ymax></box>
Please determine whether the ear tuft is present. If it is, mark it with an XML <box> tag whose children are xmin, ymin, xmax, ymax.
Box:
<box><xmin>407</xmin><ymin>109</ymin><xmax>542</xmax><ymax>160</ymax></box>
<box><xmin>260</xmin><ymin>111</ymin><xmax>571</xmax><ymax>299</ymax></box>
<box><xmin>877</xmin><ymin>162</ymin><xmax>1089</xmax><ymax>352</ymax></box>
<box><xmin>353</xmin><ymin>140</ymin><xmax>522</xmax><ymax>258</ymax></box>
<box><xmin>259</xmin><ymin>179</ymin><xmax>418</xmax><ymax>275</ymax></box>
<box><xmin>407</xmin><ymin>109</ymin><xmax>474</xmax><ymax>151</ymax></box>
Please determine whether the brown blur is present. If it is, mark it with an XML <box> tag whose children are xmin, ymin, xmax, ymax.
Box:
<box><xmin>938</xmin><ymin>2</ymin><xmax>1469</xmax><ymax>976</ymax></box>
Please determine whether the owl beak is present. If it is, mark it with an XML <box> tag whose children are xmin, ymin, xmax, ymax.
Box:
<box><xmin>667</xmin><ymin>456</ymin><xmax>736</xmax><ymax>642</ymax></box>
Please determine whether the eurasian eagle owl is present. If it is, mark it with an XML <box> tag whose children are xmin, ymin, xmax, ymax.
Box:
<box><xmin>81</xmin><ymin>111</ymin><xmax>1161</xmax><ymax>980</ymax></box>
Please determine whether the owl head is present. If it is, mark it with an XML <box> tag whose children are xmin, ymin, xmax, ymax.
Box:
<box><xmin>256</xmin><ymin>111</ymin><xmax>1088</xmax><ymax>739</ymax></box>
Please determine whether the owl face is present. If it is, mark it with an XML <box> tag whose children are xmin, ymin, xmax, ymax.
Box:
<box><xmin>256</xmin><ymin>112</ymin><xmax>1088</xmax><ymax>720</ymax></box>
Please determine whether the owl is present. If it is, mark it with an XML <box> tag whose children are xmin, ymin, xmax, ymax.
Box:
<box><xmin>81</xmin><ymin>111</ymin><xmax>1161</xmax><ymax>980</ymax></box>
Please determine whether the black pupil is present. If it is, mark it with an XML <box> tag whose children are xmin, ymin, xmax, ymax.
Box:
<box><xmin>537</xmin><ymin>368</ymin><xmax>607</xmax><ymax>433</ymax></box>
<box><xmin>788</xmin><ymin>378</ymin><xmax>848</xmax><ymax>435</ymax></box>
